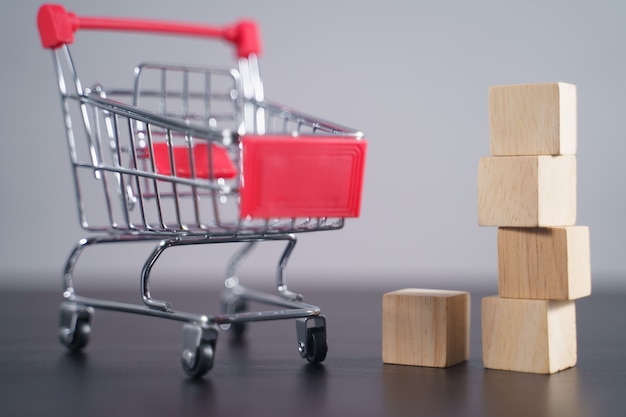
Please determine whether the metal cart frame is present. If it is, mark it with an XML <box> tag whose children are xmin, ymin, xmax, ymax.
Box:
<box><xmin>37</xmin><ymin>4</ymin><xmax>366</xmax><ymax>377</ymax></box>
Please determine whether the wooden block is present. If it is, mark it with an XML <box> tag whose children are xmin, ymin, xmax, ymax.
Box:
<box><xmin>382</xmin><ymin>289</ymin><xmax>470</xmax><ymax>368</ymax></box>
<box><xmin>482</xmin><ymin>296</ymin><xmax>577</xmax><ymax>374</ymax></box>
<box><xmin>489</xmin><ymin>82</ymin><xmax>577</xmax><ymax>156</ymax></box>
<box><xmin>498</xmin><ymin>226</ymin><xmax>591</xmax><ymax>300</ymax></box>
<box><xmin>477</xmin><ymin>155</ymin><xmax>576</xmax><ymax>227</ymax></box>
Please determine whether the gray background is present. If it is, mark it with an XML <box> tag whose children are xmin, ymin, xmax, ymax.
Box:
<box><xmin>1</xmin><ymin>0</ymin><xmax>624</xmax><ymax>292</ymax></box>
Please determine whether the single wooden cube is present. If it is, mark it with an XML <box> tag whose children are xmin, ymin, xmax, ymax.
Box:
<box><xmin>482</xmin><ymin>296</ymin><xmax>577</xmax><ymax>374</ymax></box>
<box><xmin>382</xmin><ymin>289</ymin><xmax>470</xmax><ymax>368</ymax></box>
<box><xmin>498</xmin><ymin>226</ymin><xmax>591</xmax><ymax>300</ymax></box>
<box><xmin>477</xmin><ymin>155</ymin><xmax>576</xmax><ymax>227</ymax></box>
<box><xmin>489</xmin><ymin>82</ymin><xmax>577</xmax><ymax>156</ymax></box>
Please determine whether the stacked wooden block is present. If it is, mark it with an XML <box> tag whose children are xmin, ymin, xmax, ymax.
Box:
<box><xmin>478</xmin><ymin>82</ymin><xmax>591</xmax><ymax>374</ymax></box>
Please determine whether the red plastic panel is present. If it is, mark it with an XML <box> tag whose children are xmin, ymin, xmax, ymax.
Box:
<box><xmin>152</xmin><ymin>143</ymin><xmax>237</xmax><ymax>179</ymax></box>
<box><xmin>240</xmin><ymin>135</ymin><xmax>367</xmax><ymax>218</ymax></box>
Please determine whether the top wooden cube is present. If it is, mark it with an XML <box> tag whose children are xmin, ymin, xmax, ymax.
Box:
<box><xmin>489</xmin><ymin>82</ymin><xmax>577</xmax><ymax>156</ymax></box>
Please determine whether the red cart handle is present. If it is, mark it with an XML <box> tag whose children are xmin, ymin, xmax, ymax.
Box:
<box><xmin>37</xmin><ymin>3</ymin><xmax>261</xmax><ymax>58</ymax></box>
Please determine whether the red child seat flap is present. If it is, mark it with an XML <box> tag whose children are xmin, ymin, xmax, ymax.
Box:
<box><xmin>152</xmin><ymin>142</ymin><xmax>237</xmax><ymax>179</ymax></box>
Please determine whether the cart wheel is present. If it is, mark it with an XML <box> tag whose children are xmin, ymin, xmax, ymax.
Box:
<box><xmin>181</xmin><ymin>323</ymin><xmax>218</xmax><ymax>378</ymax></box>
<box><xmin>305</xmin><ymin>328</ymin><xmax>328</xmax><ymax>364</ymax></box>
<box><xmin>230</xmin><ymin>299</ymin><xmax>248</xmax><ymax>339</ymax></box>
<box><xmin>222</xmin><ymin>297</ymin><xmax>248</xmax><ymax>339</ymax></box>
<box><xmin>59</xmin><ymin>302</ymin><xmax>94</xmax><ymax>352</ymax></box>
<box><xmin>182</xmin><ymin>343</ymin><xmax>215</xmax><ymax>378</ymax></box>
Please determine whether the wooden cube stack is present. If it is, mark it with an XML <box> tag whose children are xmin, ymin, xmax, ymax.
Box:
<box><xmin>477</xmin><ymin>82</ymin><xmax>591</xmax><ymax>374</ymax></box>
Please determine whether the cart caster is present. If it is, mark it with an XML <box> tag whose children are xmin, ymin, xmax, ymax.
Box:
<box><xmin>59</xmin><ymin>302</ymin><xmax>94</xmax><ymax>352</ymax></box>
<box><xmin>181</xmin><ymin>323</ymin><xmax>218</xmax><ymax>378</ymax></box>
<box><xmin>222</xmin><ymin>295</ymin><xmax>248</xmax><ymax>339</ymax></box>
<box><xmin>296</xmin><ymin>315</ymin><xmax>327</xmax><ymax>364</ymax></box>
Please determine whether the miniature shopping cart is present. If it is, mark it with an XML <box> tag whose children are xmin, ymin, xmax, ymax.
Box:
<box><xmin>37</xmin><ymin>4</ymin><xmax>366</xmax><ymax>377</ymax></box>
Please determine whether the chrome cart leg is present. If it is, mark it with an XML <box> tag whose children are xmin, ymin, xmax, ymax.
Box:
<box><xmin>274</xmin><ymin>234</ymin><xmax>303</xmax><ymax>302</ymax></box>
<box><xmin>225</xmin><ymin>241</ymin><xmax>258</xmax><ymax>288</ymax></box>
<box><xmin>59</xmin><ymin>237</ymin><xmax>104</xmax><ymax>353</ymax></box>
<box><xmin>59</xmin><ymin>301</ymin><xmax>94</xmax><ymax>352</ymax></box>
<box><xmin>221</xmin><ymin>241</ymin><xmax>256</xmax><ymax>336</ymax></box>
<box><xmin>296</xmin><ymin>315</ymin><xmax>328</xmax><ymax>364</ymax></box>
<box><xmin>63</xmin><ymin>237</ymin><xmax>100</xmax><ymax>298</ymax></box>
<box><xmin>181</xmin><ymin>323</ymin><xmax>219</xmax><ymax>378</ymax></box>
<box><xmin>140</xmin><ymin>239</ymin><xmax>177</xmax><ymax>312</ymax></box>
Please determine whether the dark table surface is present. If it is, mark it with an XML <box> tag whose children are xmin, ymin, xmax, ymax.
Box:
<box><xmin>0</xmin><ymin>284</ymin><xmax>624</xmax><ymax>417</ymax></box>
